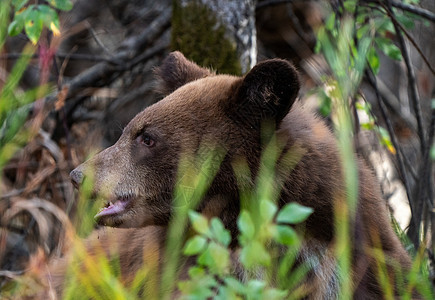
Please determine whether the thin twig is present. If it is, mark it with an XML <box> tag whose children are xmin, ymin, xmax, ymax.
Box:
<box><xmin>384</xmin><ymin>1</ymin><xmax>426</xmax><ymax>153</ymax></box>
<box><xmin>375</xmin><ymin>78</ymin><xmax>417</xmax><ymax>132</ymax></box>
<box><xmin>126</xmin><ymin>40</ymin><xmax>168</xmax><ymax>69</ymax></box>
<box><xmin>0</xmin><ymin>270</ymin><xmax>24</xmax><ymax>278</ymax></box>
<box><xmin>425</xmin><ymin>108</ymin><xmax>435</xmax><ymax>248</ymax></box>
<box><xmin>364</xmin><ymin>0</ymin><xmax>435</xmax><ymax>23</ymax></box>
<box><xmin>366</xmin><ymin>1</ymin><xmax>435</xmax><ymax>75</ymax></box>
<box><xmin>35</xmin><ymin>8</ymin><xmax>171</xmax><ymax>115</ymax></box>
<box><xmin>108</xmin><ymin>82</ymin><xmax>155</xmax><ymax>115</ymax></box>
<box><xmin>85</xmin><ymin>21</ymin><xmax>115</xmax><ymax>58</ymax></box>
<box><xmin>397</xmin><ymin>146</ymin><xmax>418</xmax><ymax>180</ymax></box>
<box><xmin>365</xmin><ymin>69</ymin><xmax>416</xmax><ymax>233</ymax></box>
<box><xmin>386</xmin><ymin>6</ymin><xmax>435</xmax><ymax>76</ymax></box>
<box><xmin>0</xmin><ymin>52</ymin><xmax>114</xmax><ymax>63</ymax></box>
<box><xmin>390</xmin><ymin>0</ymin><xmax>435</xmax><ymax>23</ymax></box>
<box><xmin>63</xmin><ymin>9</ymin><xmax>170</xmax><ymax>99</ymax></box>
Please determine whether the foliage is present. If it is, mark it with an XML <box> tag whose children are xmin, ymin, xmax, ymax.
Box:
<box><xmin>0</xmin><ymin>1</ymin><xmax>49</xmax><ymax>169</ymax></box>
<box><xmin>178</xmin><ymin>201</ymin><xmax>311</xmax><ymax>300</ymax></box>
<box><xmin>315</xmin><ymin>0</ymin><xmax>433</xmax><ymax>297</ymax></box>
<box><xmin>0</xmin><ymin>0</ymin><xmax>73</xmax><ymax>167</ymax></box>
<box><xmin>175</xmin><ymin>137</ymin><xmax>312</xmax><ymax>299</ymax></box>
<box><xmin>8</xmin><ymin>0</ymin><xmax>72</xmax><ymax>44</ymax></box>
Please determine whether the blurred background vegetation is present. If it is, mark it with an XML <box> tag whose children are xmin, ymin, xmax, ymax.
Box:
<box><xmin>0</xmin><ymin>0</ymin><xmax>434</xmax><ymax>298</ymax></box>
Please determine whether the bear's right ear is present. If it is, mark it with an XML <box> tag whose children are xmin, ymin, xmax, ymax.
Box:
<box><xmin>228</xmin><ymin>58</ymin><xmax>300</xmax><ymax>128</ymax></box>
<box><xmin>154</xmin><ymin>51</ymin><xmax>211</xmax><ymax>96</ymax></box>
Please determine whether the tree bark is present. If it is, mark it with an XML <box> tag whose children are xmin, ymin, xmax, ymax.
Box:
<box><xmin>180</xmin><ymin>0</ymin><xmax>257</xmax><ymax>73</ymax></box>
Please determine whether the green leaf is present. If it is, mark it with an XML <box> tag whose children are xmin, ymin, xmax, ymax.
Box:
<box><xmin>7</xmin><ymin>19</ymin><xmax>24</xmax><ymax>36</ymax></box>
<box><xmin>0</xmin><ymin>1</ymin><xmax>11</xmax><ymax>48</ymax></box>
<box><xmin>49</xmin><ymin>13</ymin><xmax>61</xmax><ymax>35</ymax></box>
<box><xmin>367</xmin><ymin>46</ymin><xmax>380</xmax><ymax>75</ymax></box>
<box><xmin>224</xmin><ymin>277</ymin><xmax>246</xmax><ymax>294</ymax></box>
<box><xmin>49</xmin><ymin>0</ymin><xmax>73</xmax><ymax>11</ymax></box>
<box><xmin>260</xmin><ymin>199</ymin><xmax>277</xmax><ymax>223</ymax></box>
<box><xmin>343</xmin><ymin>0</ymin><xmax>357</xmax><ymax>13</ymax></box>
<box><xmin>0</xmin><ymin>44</ymin><xmax>36</xmax><ymax>117</ymax></box>
<box><xmin>208</xmin><ymin>242</ymin><xmax>229</xmax><ymax>274</ymax></box>
<box><xmin>247</xmin><ymin>279</ymin><xmax>266</xmax><ymax>293</ymax></box>
<box><xmin>210</xmin><ymin>218</ymin><xmax>231</xmax><ymax>246</ymax></box>
<box><xmin>188</xmin><ymin>266</ymin><xmax>206</xmax><ymax>278</ymax></box>
<box><xmin>24</xmin><ymin>7</ymin><xmax>43</xmax><ymax>44</ymax></box>
<box><xmin>197</xmin><ymin>247</ymin><xmax>213</xmax><ymax>267</ymax></box>
<box><xmin>378</xmin><ymin>127</ymin><xmax>396</xmax><ymax>154</ymax></box>
<box><xmin>178</xmin><ymin>274</ymin><xmax>216</xmax><ymax>299</ymax></box>
<box><xmin>375</xmin><ymin>37</ymin><xmax>402</xmax><ymax>61</ymax></box>
<box><xmin>8</xmin><ymin>6</ymin><xmax>29</xmax><ymax>37</ymax></box>
<box><xmin>216</xmin><ymin>286</ymin><xmax>239</xmax><ymax>300</ymax></box>
<box><xmin>12</xmin><ymin>0</ymin><xmax>28</xmax><ymax>11</ymax></box>
<box><xmin>356</xmin><ymin>101</ymin><xmax>372</xmax><ymax>115</ymax></box>
<box><xmin>374</xmin><ymin>18</ymin><xmax>395</xmax><ymax>36</ymax></box>
<box><xmin>240</xmin><ymin>241</ymin><xmax>270</xmax><ymax>268</ymax></box>
<box><xmin>35</xmin><ymin>5</ymin><xmax>61</xmax><ymax>36</ymax></box>
<box><xmin>318</xmin><ymin>90</ymin><xmax>332</xmax><ymax>117</ymax></box>
<box><xmin>275</xmin><ymin>225</ymin><xmax>299</xmax><ymax>246</ymax></box>
<box><xmin>188</xmin><ymin>210</ymin><xmax>209</xmax><ymax>235</ymax></box>
<box><xmin>0</xmin><ymin>106</ymin><xmax>30</xmax><ymax>146</ymax></box>
<box><xmin>237</xmin><ymin>210</ymin><xmax>255</xmax><ymax>240</ymax></box>
<box><xmin>361</xmin><ymin>122</ymin><xmax>375</xmax><ymax>131</ymax></box>
<box><xmin>0</xmin><ymin>84</ymin><xmax>49</xmax><ymax>147</ymax></box>
<box><xmin>396</xmin><ymin>12</ymin><xmax>415</xmax><ymax>30</ymax></box>
<box><xmin>276</xmin><ymin>202</ymin><xmax>313</xmax><ymax>224</ymax></box>
<box><xmin>198</xmin><ymin>242</ymin><xmax>229</xmax><ymax>275</ymax></box>
<box><xmin>36</xmin><ymin>5</ymin><xmax>56</xmax><ymax>25</ymax></box>
<box><xmin>430</xmin><ymin>144</ymin><xmax>435</xmax><ymax>161</ymax></box>
<box><xmin>356</xmin><ymin>23</ymin><xmax>370</xmax><ymax>40</ymax></box>
<box><xmin>263</xmin><ymin>288</ymin><xmax>288</xmax><ymax>300</ymax></box>
<box><xmin>325</xmin><ymin>14</ymin><xmax>335</xmax><ymax>31</ymax></box>
<box><xmin>183</xmin><ymin>236</ymin><xmax>207</xmax><ymax>255</ymax></box>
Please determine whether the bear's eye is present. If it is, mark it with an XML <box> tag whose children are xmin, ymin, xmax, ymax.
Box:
<box><xmin>137</xmin><ymin>133</ymin><xmax>155</xmax><ymax>147</ymax></box>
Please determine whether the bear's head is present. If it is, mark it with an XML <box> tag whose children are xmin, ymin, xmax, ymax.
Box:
<box><xmin>70</xmin><ymin>51</ymin><xmax>300</xmax><ymax>228</ymax></box>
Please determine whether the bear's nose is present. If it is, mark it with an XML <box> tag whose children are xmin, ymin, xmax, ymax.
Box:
<box><xmin>70</xmin><ymin>169</ymin><xmax>84</xmax><ymax>189</ymax></box>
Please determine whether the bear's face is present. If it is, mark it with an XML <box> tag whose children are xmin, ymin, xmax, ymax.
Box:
<box><xmin>70</xmin><ymin>52</ymin><xmax>300</xmax><ymax>228</ymax></box>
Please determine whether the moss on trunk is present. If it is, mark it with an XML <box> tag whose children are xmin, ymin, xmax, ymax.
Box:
<box><xmin>171</xmin><ymin>0</ymin><xmax>242</xmax><ymax>75</ymax></box>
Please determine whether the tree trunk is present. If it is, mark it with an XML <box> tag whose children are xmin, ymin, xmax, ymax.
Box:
<box><xmin>175</xmin><ymin>0</ymin><xmax>257</xmax><ymax>74</ymax></box>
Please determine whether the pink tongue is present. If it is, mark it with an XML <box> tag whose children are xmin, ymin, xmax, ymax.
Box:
<box><xmin>95</xmin><ymin>200</ymin><xmax>128</xmax><ymax>219</ymax></box>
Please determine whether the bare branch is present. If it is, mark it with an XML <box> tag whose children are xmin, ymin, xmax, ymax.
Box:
<box><xmin>375</xmin><ymin>78</ymin><xmax>418</xmax><ymax>133</ymax></box>
<box><xmin>384</xmin><ymin>1</ymin><xmax>426</xmax><ymax>153</ymax></box>
<box><xmin>85</xmin><ymin>21</ymin><xmax>115</xmax><ymax>58</ymax></box>
<box><xmin>365</xmin><ymin>69</ymin><xmax>417</xmax><ymax>235</ymax></box>
<box><xmin>376</xmin><ymin>1</ymin><xmax>435</xmax><ymax>76</ymax></box>
<box><xmin>390</xmin><ymin>0</ymin><xmax>435</xmax><ymax>23</ymax></box>
<box><xmin>0</xmin><ymin>52</ymin><xmax>114</xmax><ymax>63</ymax></box>
<box><xmin>44</xmin><ymin>9</ymin><xmax>171</xmax><ymax>109</ymax></box>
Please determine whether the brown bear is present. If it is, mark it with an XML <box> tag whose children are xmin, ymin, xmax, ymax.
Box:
<box><xmin>59</xmin><ymin>51</ymin><xmax>412</xmax><ymax>298</ymax></box>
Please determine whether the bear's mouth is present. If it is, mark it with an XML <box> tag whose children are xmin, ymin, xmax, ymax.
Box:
<box><xmin>94</xmin><ymin>194</ymin><xmax>134</xmax><ymax>220</ymax></box>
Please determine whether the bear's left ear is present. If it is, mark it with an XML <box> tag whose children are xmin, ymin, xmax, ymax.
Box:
<box><xmin>154</xmin><ymin>51</ymin><xmax>212</xmax><ymax>96</ymax></box>
<box><xmin>229</xmin><ymin>59</ymin><xmax>300</xmax><ymax>127</ymax></box>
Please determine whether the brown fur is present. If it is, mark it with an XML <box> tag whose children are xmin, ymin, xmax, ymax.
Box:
<box><xmin>61</xmin><ymin>52</ymin><xmax>413</xmax><ymax>298</ymax></box>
